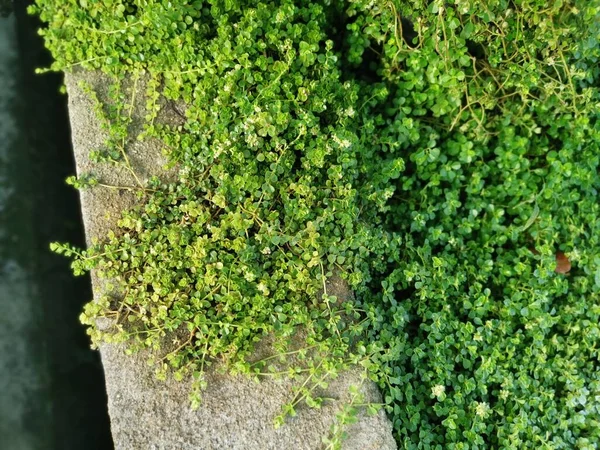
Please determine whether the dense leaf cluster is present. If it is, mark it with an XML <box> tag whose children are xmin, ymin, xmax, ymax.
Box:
<box><xmin>36</xmin><ymin>0</ymin><xmax>600</xmax><ymax>447</ymax></box>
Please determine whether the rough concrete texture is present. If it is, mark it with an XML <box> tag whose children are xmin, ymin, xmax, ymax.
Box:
<box><xmin>65</xmin><ymin>70</ymin><xmax>397</xmax><ymax>450</ymax></box>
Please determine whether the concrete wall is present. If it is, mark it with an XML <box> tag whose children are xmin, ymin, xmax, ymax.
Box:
<box><xmin>65</xmin><ymin>70</ymin><xmax>396</xmax><ymax>450</ymax></box>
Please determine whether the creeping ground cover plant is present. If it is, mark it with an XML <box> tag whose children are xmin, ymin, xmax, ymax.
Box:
<box><xmin>34</xmin><ymin>0</ymin><xmax>600</xmax><ymax>448</ymax></box>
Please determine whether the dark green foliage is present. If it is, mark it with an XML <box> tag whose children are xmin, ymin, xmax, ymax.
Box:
<box><xmin>344</xmin><ymin>1</ymin><xmax>600</xmax><ymax>447</ymax></box>
<box><xmin>35</xmin><ymin>0</ymin><xmax>600</xmax><ymax>447</ymax></box>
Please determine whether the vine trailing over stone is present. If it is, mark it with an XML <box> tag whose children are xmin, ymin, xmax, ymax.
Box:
<box><xmin>35</xmin><ymin>0</ymin><xmax>600</xmax><ymax>447</ymax></box>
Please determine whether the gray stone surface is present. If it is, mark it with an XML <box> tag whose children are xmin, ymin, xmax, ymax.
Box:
<box><xmin>65</xmin><ymin>70</ymin><xmax>397</xmax><ymax>450</ymax></box>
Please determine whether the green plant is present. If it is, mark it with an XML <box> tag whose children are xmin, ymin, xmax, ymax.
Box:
<box><xmin>34</xmin><ymin>0</ymin><xmax>600</xmax><ymax>447</ymax></box>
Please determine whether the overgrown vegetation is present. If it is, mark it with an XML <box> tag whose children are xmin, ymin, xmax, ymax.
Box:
<box><xmin>34</xmin><ymin>0</ymin><xmax>600</xmax><ymax>447</ymax></box>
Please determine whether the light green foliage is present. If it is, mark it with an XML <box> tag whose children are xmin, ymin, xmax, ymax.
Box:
<box><xmin>34</xmin><ymin>0</ymin><xmax>600</xmax><ymax>447</ymax></box>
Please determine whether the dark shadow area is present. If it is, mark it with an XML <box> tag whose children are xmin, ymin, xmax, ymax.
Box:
<box><xmin>5</xmin><ymin>0</ymin><xmax>114</xmax><ymax>448</ymax></box>
<box><xmin>466</xmin><ymin>39</ymin><xmax>486</xmax><ymax>61</ymax></box>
